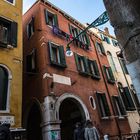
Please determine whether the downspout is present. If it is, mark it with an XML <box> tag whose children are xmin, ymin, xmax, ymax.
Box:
<box><xmin>89</xmin><ymin>35</ymin><xmax>122</xmax><ymax>139</ymax></box>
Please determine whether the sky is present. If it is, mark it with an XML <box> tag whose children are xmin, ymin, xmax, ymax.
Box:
<box><xmin>23</xmin><ymin>0</ymin><xmax>115</xmax><ymax>36</ymax></box>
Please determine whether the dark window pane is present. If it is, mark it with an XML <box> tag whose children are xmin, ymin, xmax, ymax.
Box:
<box><xmin>6</xmin><ymin>0</ymin><xmax>14</xmax><ymax>3</ymax></box>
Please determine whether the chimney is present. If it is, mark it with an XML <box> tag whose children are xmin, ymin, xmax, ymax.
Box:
<box><xmin>104</xmin><ymin>27</ymin><xmax>109</xmax><ymax>35</ymax></box>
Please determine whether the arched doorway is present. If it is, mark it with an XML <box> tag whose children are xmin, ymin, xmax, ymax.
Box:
<box><xmin>59</xmin><ymin>98</ymin><xmax>86</xmax><ymax>140</ymax></box>
<box><xmin>27</xmin><ymin>103</ymin><xmax>42</xmax><ymax>140</ymax></box>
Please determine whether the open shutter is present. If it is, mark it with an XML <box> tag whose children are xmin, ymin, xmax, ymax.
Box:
<box><xmin>74</xmin><ymin>53</ymin><xmax>81</xmax><ymax>72</ymax></box>
<box><xmin>117</xmin><ymin>97</ymin><xmax>127</xmax><ymax>116</ymax></box>
<box><xmin>123</xmin><ymin>87</ymin><xmax>135</xmax><ymax>111</ymax></box>
<box><xmin>69</xmin><ymin>24</ymin><xmax>72</xmax><ymax>35</ymax></box>
<box><xmin>100</xmin><ymin>44</ymin><xmax>106</xmax><ymax>55</ymax></box>
<box><xmin>103</xmin><ymin>66</ymin><xmax>110</xmax><ymax>81</ymax></box>
<box><xmin>10</xmin><ymin>21</ymin><xmax>17</xmax><ymax>47</ymax></box>
<box><xmin>54</xmin><ymin>14</ymin><xmax>58</xmax><ymax>27</ymax></box>
<box><xmin>108</xmin><ymin>67</ymin><xmax>115</xmax><ymax>82</ymax></box>
<box><xmin>102</xmin><ymin>94</ymin><xmax>111</xmax><ymax>116</ymax></box>
<box><xmin>44</xmin><ymin>9</ymin><xmax>49</xmax><ymax>24</ymax></box>
<box><xmin>59</xmin><ymin>46</ymin><xmax>67</xmax><ymax>67</ymax></box>
<box><xmin>85</xmin><ymin>33</ymin><xmax>90</xmax><ymax>49</ymax></box>
<box><xmin>48</xmin><ymin>42</ymin><xmax>54</xmax><ymax>63</ymax></box>
<box><xmin>93</xmin><ymin>60</ymin><xmax>100</xmax><ymax>77</ymax></box>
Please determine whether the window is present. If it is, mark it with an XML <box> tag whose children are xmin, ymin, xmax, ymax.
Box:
<box><xmin>48</xmin><ymin>42</ymin><xmax>67</xmax><ymax>67</ymax></box>
<box><xmin>130</xmin><ymin>84</ymin><xmax>140</xmax><ymax>109</ymax></box>
<box><xmin>103</xmin><ymin>66</ymin><xmax>115</xmax><ymax>84</ymax></box>
<box><xmin>26</xmin><ymin>49</ymin><xmax>37</xmax><ymax>73</ymax></box>
<box><xmin>69</xmin><ymin>25</ymin><xmax>91</xmax><ymax>49</ymax></box>
<box><xmin>96</xmin><ymin>42</ymin><xmax>106</xmax><ymax>55</ymax></box>
<box><xmin>89</xmin><ymin>96</ymin><xmax>96</xmax><ymax>109</ymax></box>
<box><xmin>5</xmin><ymin>0</ymin><xmax>15</xmax><ymax>4</ymax></box>
<box><xmin>112</xmin><ymin>96</ymin><xmax>126</xmax><ymax>117</ymax></box>
<box><xmin>88</xmin><ymin>59</ymin><xmax>100</xmax><ymax>80</ymax></box>
<box><xmin>118</xmin><ymin>83</ymin><xmax>135</xmax><ymax>111</ymax></box>
<box><xmin>96</xmin><ymin>92</ymin><xmax>111</xmax><ymax>118</ymax></box>
<box><xmin>112</xmin><ymin>40</ymin><xmax>119</xmax><ymax>47</ymax></box>
<box><xmin>74</xmin><ymin>53</ymin><xmax>89</xmax><ymax>75</ymax></box>
<box><xmin>0</xmin><ymin>17</ymin><xmax>17</xmax><ymax>48</ymax></box>
<box><xmin>0</xmin><ymin>65</ymin><xmax>10</xmax><ymax>111</ymax></box>
<box><xmin>119</xmin><ymin>58</ymin><xmax>129</xmax><ymax>74</ymax></box>
<box><xmin>27</xmin><ymin>17</ymin><xmax>35</xmax><ymax>38</ymax></box>
<box><xmin>107</xmin><ymin>51</ymin><xmax>117</xmax><ymax>72</ymax></box>
<box><xmin>44</xmin><ymin>9</ymin><xmax>58</xmax><ymax>27</ymax></box>
<box><xmin>104</xmin><ymin>36</ymin><xmax>111</xmax><ymax>44</ymax></box>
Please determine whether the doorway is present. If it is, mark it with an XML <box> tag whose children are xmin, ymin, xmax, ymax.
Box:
<box><xmin>27</xmin><ymin>103</ymin><xmax>42</xmax><ymax>140</ymax></box>
<box><xmin>59</xmin><ymin>98</ymin><xmax>86</xmax><ymax>140</ymax></box>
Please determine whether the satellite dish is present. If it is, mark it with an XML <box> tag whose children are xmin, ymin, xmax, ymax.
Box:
<box><xmin>66</xmin><ymin>50</ymin><xmax>73</xmax><ymax>57</ymax></box>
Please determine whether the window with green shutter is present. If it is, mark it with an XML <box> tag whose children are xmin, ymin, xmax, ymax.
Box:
<box><xmin>112</xmin><ymin>96</ymin><xmax>127</xmax><ymax>117</ymax></box>
<box><xmin>48</xmin><ymin>42</ymin><xmax>67</xmax><ymax>68</ymax></box>
<box><xmin>0</xmin><ymin>17</ymin><xmax>17</xmax><ymax>48</ymax></box>
<box><xmin>96</xmin><ymin>42</ymin><xmax>106</xmax><ymax>55</ymax></box>
<box><xmin>104</xmin><ymin>36</ymin><xmax>111</xmax><ymax>44</ymax></box>
<box><xmin>103</xmin><ymin>66</ymin><xmax>115</xmax><ymax>84</ymax></box>
<box><xmin>88</xmin><ymin>59</ymin><xmax>100</xmax><ymax>80</ymax></box>
<box><xmin>96</xmin><ymin>92</ymin><xmax>111</xmax><ymax>118</ymax></box>
<box><xmin>44</xmin><ymin>9</ymin><xmax>58</xmax><ymax>27</ymax></box>
<box><xmin>74</xmin><ymin>53</ymin><xmax>89</xmax><ymax>75</ymax></box>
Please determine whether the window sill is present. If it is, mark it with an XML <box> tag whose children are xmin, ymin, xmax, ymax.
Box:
<box><xmin>51</xmin><ymin>62</ymin><xmax>67</xmax><ymax>68</ymax></box>
<box><xmin>101</xmin><ymin>116</ymin><xmax>110</xmax><ymax>120</ymax></box>
<box><xmin>91</xmin><ymin>75</ymin><xmax>101</xmax><ymax>80</ymax></box>
<box><xmin>107</xmin><ymin>79</ymin><xmax>115</xmax><ymax>84</ymax></box>
<box><xmin>79</xmin><ymin>71</ymin><xmax>89</xmax><ymax>76</ymax></box>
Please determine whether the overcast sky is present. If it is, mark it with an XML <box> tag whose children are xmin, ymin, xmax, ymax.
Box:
<box><xmin>23</xmin><ymin>0</ymin><xmax>115</xmax><ymax>35</ymax></box>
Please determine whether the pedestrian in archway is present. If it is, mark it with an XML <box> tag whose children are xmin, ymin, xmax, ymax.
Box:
<box><xmin>0</xmin><ymin>123</ymin><xmax>11</xmax><ymax>140</ymax></box>
<box><xmin>74</xmin><ymin>122</ymin><xmax>85</xmax><ymax>140</ymax></box>
<box><xmin>84</xmin><ymin>120</ymin><xmax>100</xmax><ymax>140</ymax></box>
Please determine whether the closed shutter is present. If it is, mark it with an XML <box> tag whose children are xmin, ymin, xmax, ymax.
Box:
<box><xmin>102</xmin><ymin>94</ymin><xmax>111</xmax><ymax>116</ymax></box>
<box><xmin>54</xmin><ymin>15</ymin><xmax>58</xmax><ymax>27</ymax></box>
<box><xmin>123</xmin><ymin>87</ymin><xmax>135</xmax><ymax>111</ymax></box>
<box><xmin>10</xmin><ymin>21</ymin><xmax>17</xmax><ymax>47</ymax></box>
<box><xmin>74</xmin><ymin>53</ymin><xmax>81</xmax><ymax>72</ymax></box>
<box><xmin>83</xmin><ymin>56</ymin><xmax>89</xmax><ymax>74</ymax></box>
<box><xmin>59</xmin><ymin>46</ymin><xmax>67</xmax><ymax>67</ymax></box>
<box><xmin>48</xmin><ymin>42</ymin><xmax>54</xmax><ymax>63</ymax></box>
<box><xmin>93</xmin><ymin>60</ymin><xmax>100</xmax><ymax>77</ymax></box>
<box><xmin>44</xmin><ymin>9</ymin><xmax>49</xmax><ymax>24</ymax></box>
<box><xmin>100</xmin><ymin>44</ymin><xmax>106</xmax><ymax>55</ymax></box>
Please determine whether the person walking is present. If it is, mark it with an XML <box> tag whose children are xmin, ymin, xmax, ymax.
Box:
<box><xmin>84</xmin><ymin>120</ymin><xmax>100</xmax><ymax>140</ymax></box>
<box><xmin>74</xmin><ymin>122</ymin><xmax>85</xmax><ymax>140</ymax></box>
<box><xmin>0</xmin><ymin>123</ymin><xmax>11</xmax><ymax>140</ymax></box>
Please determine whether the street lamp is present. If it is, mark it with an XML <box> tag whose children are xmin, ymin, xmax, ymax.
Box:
<box><xmin>66</xmin><ymin>11</ymin><xmax>109</xmax><ymax>56</ymax></box>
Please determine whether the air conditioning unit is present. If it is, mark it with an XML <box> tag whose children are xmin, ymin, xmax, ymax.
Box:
<box><xmin>7</xmin><ymin>44</ymin><xmax>14</xmax><ymax>49</ymax></box>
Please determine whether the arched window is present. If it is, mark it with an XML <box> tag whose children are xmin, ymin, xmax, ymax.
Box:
<box><xmin>107</xmin><ymin>51</ymin><xmax>116</xmax><ymax>72</ymax></box>
<box><xmin>89</xmin><ymin>96</ymin><xmax>96</xmax><ymax>110</ymax></box>
<box><xmin>0</xmin><ymin>65</ymin><xmax>11</xmax><ymax>111</ymax></box>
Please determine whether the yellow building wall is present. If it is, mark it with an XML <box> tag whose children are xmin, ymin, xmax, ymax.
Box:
<box><xmin>0</xmin><ymin>0</ymin><xmax>22</xmax><ymax>128</ymax></box>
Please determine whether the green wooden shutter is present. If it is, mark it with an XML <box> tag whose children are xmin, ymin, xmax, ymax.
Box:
<box><xmin>74</xmin><ymin>53</ymin><xmax>81</xmax><ymax>72</ymax></box>
<box><xmin>123</xmin><ymin>87</ymin><xmax>135</xmax><ymax>111</ymax></box>
<box><xmin>96</xmin><ymin>93</ymin><xmax>104</xmax><ymax>117</ymax></box>
<box><xmin>48</xmin><ymin>42</ymin><xmax>54</xmax><ymax>63</ymax></box>
<box><xmin>10</xmin><ymin>21</ymin><xmax>18</xmax><ymax>47</ymax></box>
<box><xmin>85</xmin><ymin>33</ymin><xmax>90</xmax><ymax>49</ymax></box>
<box><xmin>93</xmin><ymin>60</ymin><xmax>100</xmax><ymax>77</ymax></box>
<box><xmin>44</xmin><ymin>9</ymin><xmax>49</xmax><ymax>24</ymax></box>
<box><xmin>54</xmin><ymin>14</ymin><xmax>58</xmax><ymax>27</ymax></box>
<box><xmin>102</xmin><ymin>94</ymin><xmax>111</xmax><ymax>116</ymax></box>
<box><xmin>120</xmin><ymin>91</ymin><xmax>129</xmax><ymax>111</ymax></box>
<box><xmin>59</xmin><ymin>46</ymin><xmax>67</xmax><ymax>67</ymax></box>
<box><xmin>103</xmin><ymin>66</ymin><xmax>109</xmax><ymax>80</ymax></box>
<box><xmin>108</xmin><ymin>67</ymin><xmax>115</xmax><ymax>82</ymax></box>
<box><xmin>69</xmin><ymin>24</ymin><xmax>72</xmax><ymax>35</ymax></box>
<box><xmin>83</xmin><ymin>56</ymin><xmax>89</xmax><ymax>74</ymax></box>
<box><xmin>100</xmin><ymin>44</ymin><xmax>106</xmax><ymax>55</ymax></box>
<box><xmin>117</xmin><ymin>97</ymin><xmax>127</xmax><ymax>116</ymax></box>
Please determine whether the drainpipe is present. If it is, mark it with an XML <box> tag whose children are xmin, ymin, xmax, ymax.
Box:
<box><xmin>90</xmin><ymin>35</ymin><xmax>122</xmax><ymax>139</ymax></box>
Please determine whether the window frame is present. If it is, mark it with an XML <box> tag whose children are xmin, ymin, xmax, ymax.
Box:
<box><xmin>96</xmin><ymin>92</ymin><xmax>111</xmax><ymax>119</ymax></box>
<box><xmin>27</xmin><ymin>17</ymin><xmax>35</xmax><ymax>39</ymax></box>
<box><xmin>96</xmin><ymin>42</ymin><xmax>106</xmax><ymax>55</ymax></box>
<box><xmin>0</xmin><ymin>64</ymin><xmax>12</xmax><ymax>113</ymax></box>
<box><xmin>48</xmin><ymin>42</ymin><xmax>67</xmax><ymax>68</ymax></box>
<box><xmin>4</xmin><ymin>0</ymin><xmax>15</xmax><ymax>5</ymax></box>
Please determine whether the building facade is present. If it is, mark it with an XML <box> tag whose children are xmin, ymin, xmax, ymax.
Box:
<box><xmin>103</xmin><ymin>0</ymin><xmax>140</xmax><ymax>104</ymax></box>
<box><xmin>90</xmin><ymin>27</ymin><xmax>140</xmax><ymax>133</ymax></box>
<box><xmin>23</xmin><ymin>1</ymin><xmax>132</xmax><ymax>140</ymax></box>
<box><xmin>0</xmin><ymin>0</ymin><xmax>22</xmax><ymax>129</ymax></box>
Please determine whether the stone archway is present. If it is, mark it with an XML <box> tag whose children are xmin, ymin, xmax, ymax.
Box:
<box><xmin>26</xmin><ymin>102</ymin><xmax>42</xmax><ymax>140</ymax></box>
<box><xmin>55</xmin><ymin>93</ymin><xmax>90</xmax><ymax>140</ymax></box>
